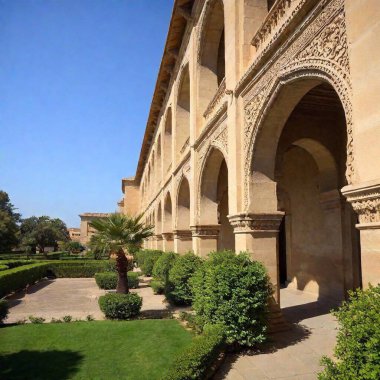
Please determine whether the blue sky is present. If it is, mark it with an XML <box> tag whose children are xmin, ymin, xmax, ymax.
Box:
<box><xmin>0</xmin><ymin>0</ymin><xmax>173</xmax><ymax>227</ymax></box>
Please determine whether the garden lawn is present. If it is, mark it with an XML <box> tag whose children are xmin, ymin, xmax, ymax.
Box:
<box><xmin>0</xmin><ymin>319</ymin><xmax>192</xmax><ymax>380</ymax></box>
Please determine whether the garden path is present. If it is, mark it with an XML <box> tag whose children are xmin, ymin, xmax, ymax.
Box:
<box><xmin>215</xmin><ymin>288</ymin><xmax>339</xmax><ymax>380</ymax></box>
<box><xmin>6</xmin><ymin>276</ymin><xmax>183</xmax><ymax>323</ymax></box>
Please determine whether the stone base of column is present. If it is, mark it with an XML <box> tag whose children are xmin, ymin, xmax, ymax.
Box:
<box><xmin>162</xmin><ymin>232</ymin><xmax>174</xmax><ymax>252</ymax></box>
<box><xmin>173</xmin><ymin>230</ymin><xmax>193</xmax><ymax>254</ymax></box>
<box><xmin>267</xmin><ymin>297</ymin><xmax>290</xmax><ymax>334</ymax></box>
<box><xmin>191</xmin><ymin>225</ymin><xmax>220</xmax><ymax>257</ymax></box>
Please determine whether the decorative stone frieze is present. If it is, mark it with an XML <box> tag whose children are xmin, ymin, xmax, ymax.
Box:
<box><xmin>191</xmin><ymin>225</ymin><xmax>220</xmax><ymax>239</ymax></box>
<box><xmin>242</xmin><ymin>0</ymin><xmax>354</xmax><ymax>210</ymax></box>
<box><xmin>342</xmin><ymin>182</ymin><xmax>380</xmax><ymax>226</ymax></box>
<box><xmin>228</xmin><ymin>213</ymin><xmax>284</xmax><ymax>234</ymax></box>
<box><xmin>173</xmin><ymin>229</ymin><xmax>193</xmax><ymax>241</ymax></box>
<box><xmin>203</xmin><ymin>78</ymin><xmax>231</xmax><ymax>119</ymax></box>
<box><xmin>162</xmin><ymin>232</ymin><xmax>174</xmax><ymax>241</ymax></box>
<box><xmin>154</xmin><ymin>234</ymin><xmax>163</xmax><ymax>241</ymax></box>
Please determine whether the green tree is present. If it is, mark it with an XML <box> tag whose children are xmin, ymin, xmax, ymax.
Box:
<box><xmin>0</xmin><ymin>191</ymin><xmax>21</xmax><ymax>252</ymax></box>
<box><xmin>20</xmin><ymin>216</ymin><xmax>70</xmax><ymax>254</ymax></box>
<box><xmin>90</xmin><ymin>213</ymin><xmax>153</xmax><ymax>293</ymax></box>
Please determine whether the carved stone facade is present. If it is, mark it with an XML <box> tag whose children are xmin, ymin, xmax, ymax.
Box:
<box><xmin>121</xmin><ymin>0</ymin><xmax>380</xmax><ymax>298</ymax></box>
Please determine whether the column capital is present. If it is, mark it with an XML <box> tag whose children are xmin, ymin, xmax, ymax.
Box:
<box><xmin>228</xmin><ymin>212</ymin><xmax>284</xmax><ymax>234</ymax></box>
<box><xmin>173</xmin><ymin>229</ymin><xmax>192</xmax><ymax>241</ymax></box>
<box><xmin>190</xmin><ymin>225</ymin><xmax>220</xmax><ymax>239</ymax></box>
<box><xmin>162</xmin><ymin>232</ymin><xmax>174</xmax><ymax>241</ymax></box>
<box><xmin>154</xmin><ymin>234</ymin><xmax>163</xmax><ymax>241</ymax></box>
<box><xmin>342</xmin><ymin>181</ymin><xmax>380</xmax><ymax>229</ymax></box>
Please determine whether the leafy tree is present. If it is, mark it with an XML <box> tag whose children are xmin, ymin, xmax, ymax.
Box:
<box><xmin>89</xmin><ymin>213</ymin><xmax>153</xmax><ymax>293</ymax></box>
<box><xmin>20</xmin><ymin>216</ymin><xmax>70</xmax><ymax>254</ymax></box>
<box><xmin>0</xmin><ymin>191</ymin><xmax>21</xmax><ymax>252</ymax></box>
<box><xmin>62</xmin><ymin>241</ymin><xmax>84</xmax><ymax>254</ymax></box>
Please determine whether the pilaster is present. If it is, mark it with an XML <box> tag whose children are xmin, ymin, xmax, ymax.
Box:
<box><xmin>342</xmin><ymin>180</ymin><xmax>380</xmax><ymax>287</ymax></box>
<box><xmin>162</xmin><ymin>232</ymin><xmax>174</xmax><ymax>252</ymax></box>
<box><xmin>174</xmin><ymin>229</ymin><xmax>193</xmax><ymax>254</ymax></box>
<box><xmin>191</xmin><ymin>225</ymin><xmax>220</xmax><ymax>257</ymax></box>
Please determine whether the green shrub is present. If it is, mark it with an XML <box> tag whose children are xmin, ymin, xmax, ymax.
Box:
<box><xmin>95</xmin><ymin>272</ymin><xmax>139</xmax><ymax>290</ymax></box>
<box><xmin>0</xmin><ymin>299</ymin><xmax>9</xmax><ymax>323</ymax></box>
<box><xmin>0</xmin><ymin>264</ymin><xmax>8</xmax><ymax>271</ymax></box>
<box><xmin>62</xmin><ymin>315</ymin><xmax>73</xmax><ymax>323</ymax></box>
<box><xmin>127</xmin><ymin>272</ymin><xmax>139</xmax><ymax>289</ymax></box>
<box><xmin>191</xmin><ymin>251</ymin><xmax>271</xmax><ymax>346</ymax></box>
<box><xmin>319</xmin><ymin>285</ymin><xmax>380</xmax><ymax>380</ymax></box>
<box><xmin>99</xmin><ymin>293</ymin><xmax>142</xmax><ymax>320</ymax></box>
<box><xmin>0</xmin><ymin>260</ymin><xmax>36</xmax><ymax>269</ymax></box>
<box><xmin>153</xmin><ymin>252</ymin><xmax>178</xmax><ymax>284</ymax></box>
<box><xmin>0</xmin><ymin>262</ymin><xmax>50</xmax><ymax>298</ymax></box>
<box><xmin>167</xmin><ymin>253</ymin><xmax>203</xmax><ymax>305</ymax></box>
<box><xmin>29</xmin><ymin>315</ymin><xmax>45</xmax><ymax>324</ymax></box>
<box><xmin>138</xmin><ymin>250</ymin><xmax>163</xmax><ymax>276</ymax></box>
<box><xmin>95</xmin><ymin>272</ymin><xmax>117</xmax><ymax>289</ymax></box>
<box><xmin>150</xmin><ymin>279</ymin><xmax>165</xmax><ymax>294</ymax></box>
<box><xmin>165</xmin><ymin>324</ymin><xmax>226</xmax><ymax>380</ymax></box>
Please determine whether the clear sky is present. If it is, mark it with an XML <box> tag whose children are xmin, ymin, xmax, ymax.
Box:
<box><xmin>0</xmin><ymin>0</ymin><xmax>173</xmax><ymax>227</ymax></box>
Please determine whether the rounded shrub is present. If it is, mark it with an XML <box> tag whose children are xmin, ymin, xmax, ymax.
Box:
<box><xmin>153</xmin><ymin>252</ymin><xmax>178</xmax><ymax>284</ymax></box>
<box><xmin>191</xmin><ymin>250</ymin><xmax>272</xmax><ymax>346</ymax></box>
<box><xmin>140</xmin><ymin>251</ymin><xmax>163</xmax><ymax>276</ymax></box>
<box><xmin>99</xmin><ymin>293</ymin><xmax>142</xmax><ymax>320</ymax></box>
<box><xmin>0</xmin><ymin>299</ymin><xmax>9</xmax><ymax>323</ymax></box>
<box><xmin>167</xmin><ymin>253</ymin><xmax>203</xmax><ymax>305</ymax></box>
<box><xmin>150</xmin><ymin>279</ymin><xmax>165</xmax><ymax>295</ymax></box>
<box><xmin>319</xmin><ymin>285</ymin><xmax>380</xmax><ymax>380</ymax></box>
<box><xmin>95</xmin><ymin>272</ymin><xmax>140</xmax><ymax>290</ymax></box>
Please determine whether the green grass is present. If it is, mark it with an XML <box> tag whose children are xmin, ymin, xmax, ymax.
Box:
<box><xmin>0</xmin><ymin>320</ymin><xmax>192</xmax><ymax>380</ymax></box>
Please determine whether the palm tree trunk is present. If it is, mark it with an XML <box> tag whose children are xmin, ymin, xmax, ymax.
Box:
<box><xmin>116</xmin><ymin>249</ymin><xmax>129</xmax><ymax>294</ymax></box>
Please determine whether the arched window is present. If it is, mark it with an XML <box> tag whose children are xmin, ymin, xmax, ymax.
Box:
<box><xmin>176</xmin><ymin>65</ymin><xmax>190</xmax><ymax>161</ymax></box>
<box><xmin>164</xmin><ymin>108</ymin><xmax>173</xmax><ymax>175</ymax></box>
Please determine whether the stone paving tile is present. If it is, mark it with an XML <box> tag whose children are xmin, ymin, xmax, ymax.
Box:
<box><xmin>214</xmin><ymin>288</ymin><xmax>339</xmax><ymax>380</ymax></box>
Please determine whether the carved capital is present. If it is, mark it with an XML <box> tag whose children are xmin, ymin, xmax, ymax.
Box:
<box><xmin>162</xmin><ymin>232</ymin><xmax>174</xmax><ymax>241</ymax></box>
<box><xmin>173</xmin><ymin>229</ymin><xmax>193</xmax><ymax>241</ymax></box>
<box><xmin>154</xmin><ymin>234</ymin><xmax>163</xmax><ymax>241</ymax></box>
<box><xmin>342</xmin><ymin>182</ymin><xmax>380</xmax><ymax>227</ymax></box>
<box><xmin>228</xmin><ymin>213</ymin><xmax>284</xmax><ymax>234</ymax></box>
<box><xmin>191</xmin><ymin>225</ymin><xmax>220</xmax><ymax>239</ymax></box>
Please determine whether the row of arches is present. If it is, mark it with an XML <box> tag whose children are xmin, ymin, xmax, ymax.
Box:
<box><xmin>144</xmin><ymin>74</ymin><xmax>362</xmax><ymax>304</ymax></box>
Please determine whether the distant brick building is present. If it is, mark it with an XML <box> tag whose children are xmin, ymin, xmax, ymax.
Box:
<box><xmin>79</xmin><ymin>213</ymin><xmax>111</xmax><ymax>246</ymax></box>
<box><xmin>68</xmin><ymin>228</ymin><xmax>81</xmax><ymax>242</ymax></box>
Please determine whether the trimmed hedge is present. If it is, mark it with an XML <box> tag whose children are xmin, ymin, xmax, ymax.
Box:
<box><xmin>165</xmin><ymin>324</ymin><xmax>226</xmax><ymax>380</ymax></box>
<box><xmin>167</xmin><ymin>253</ymin><xmax>203</xmax><ymax>305</ymax></box>
<box><xmin>99</xmin><ymin>293</ymin><xmax>142</xmax><ymax>320</ymax></box>
<box><xmin>151</xmin><ymin>279</ymin><xmax>165</xmax><ymax>295</ymax></box>
<box><xmin>47</xmin><ymin>261</ymin><xmax>109</xmax><ymax>278</ymax></box>
<box><xmin>153</xmin><ymin>252</ymin><xmax>178</xmax><ymax>283</ymax></box>
<box><xmin>0</xmin><ymin>260</ymin><xmax>112</xmax><ymax>297</ymax></box>
<box><xmin>0</xmin><ymin>265</ymin><xmax>8</xmax><ymax>271</ymax></box>
<box><xmin>0</xmin><ymin>260</ymin><xmax>36</xmax><ymax>269</ymax></box>
<box><xmin>0</xmin><ymin>262</ymin><xmax>50</xmax><ymax>298</ymax></box>
<box><xmin>319</xmin><ymin>285</ymin><xmax>380</xmax><ymax>380</ymax></box>
<box><xmin>191</xmin><ymin>251</ymin><xmax>271</xmax><ymax>346</ymax></box>
<box><xmin>0</xmin><ymin>299</ymin><xmax>9</xmax><ymax>323</ymax></box>
<box><xmin>95</xmin><ymin>272</ymin><xmax>140</xmax><ymax>290</ymax></box>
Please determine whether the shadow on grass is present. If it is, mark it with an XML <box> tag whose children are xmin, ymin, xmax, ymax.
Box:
<box><xmin>0</xmin><ymin>350</ymin><xmax>83</xmax><ymax>380</ymax></box>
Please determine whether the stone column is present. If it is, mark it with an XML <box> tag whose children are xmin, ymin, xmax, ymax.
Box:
<box><xmin>229</xmin><ymin>212</ymin><xmax>284</xmax><ymax>303</ymax></box>
<box><xmin>191</xmin><ymin>225</ymin><xmax>220</xmax><ymax>257</ymax></box>
<box><xmin>343</xmin><ymin>181</ymin><xmax>380</xmax><ymax>288</ymax></box>
<box><xmin>155</xmin><ymin>234</ymin><xmax>163</xmax><ymax>251</ymax></box>
<box><xmin>162</xmin><ymin>232</ymin><xmax>174</xmax><ymax>252</ymax></box>
<box><xmin>173</xmin><ymin>230</ymin><xmax>193</xmax><ymax>254</ymax></box>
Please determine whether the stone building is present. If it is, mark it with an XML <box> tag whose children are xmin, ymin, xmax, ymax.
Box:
<box><xmin>68</xmin><ymin>228</ymin><xmax>81</xmax><ymax>242</ymax></box>
<box><xmin>79</xmin><ymin>213</ymin><xmax>110</xmax><ymax>246</ymax></box>
<box><xmin>120</xmin><ymin>0</ymin><xmax>380</xmax><ymax>306</ymax></box>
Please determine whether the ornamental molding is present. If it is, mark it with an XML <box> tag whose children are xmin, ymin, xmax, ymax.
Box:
<box><xmin>191</xmin><ymin>225</ymin><xmax>220</xmax><ymax>238</ymax></box>
<box><xmin>242</xmin><ymin>0</ymin><xmax>353</xmax><ymax>210</ymax></box>
<box><xmin>173</xmin><ymin>229</ymin><xmax>193</xmax><ymax>240</ymax></box>
<box><xmin>342</xmin><ymin>182</ymin><xmax>380</xmax><ymax>225</ymax></box>
<box><xmin>162</xmin><ymin>232</ymin><xmax>174</xmax><ymax>241</ymax></box>
<box><xmin>203</xmin><ymin>78</ymin><xmax>233</xmax><ymax>120</ymax></box>
<box><xmin>228</xmin><ymin>213</ymin><xmax>284</xmax><ymax>234</ymax></box>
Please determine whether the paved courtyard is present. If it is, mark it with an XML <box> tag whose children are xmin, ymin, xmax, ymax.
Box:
<box><xmin>6</xmin><ymin>276</ymin><xmax>176</xmax><ymax>323</ymax></box>
<box><xmin>215</xmin><ymin>288</ymin><xmax>340</xmax><ymax>380</ymax></box>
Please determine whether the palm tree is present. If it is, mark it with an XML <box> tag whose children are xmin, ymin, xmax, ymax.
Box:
<box><xmin>89</xmin><ymin>213</ymin><xmax>154</xmax><ymax>293</ymax></box>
